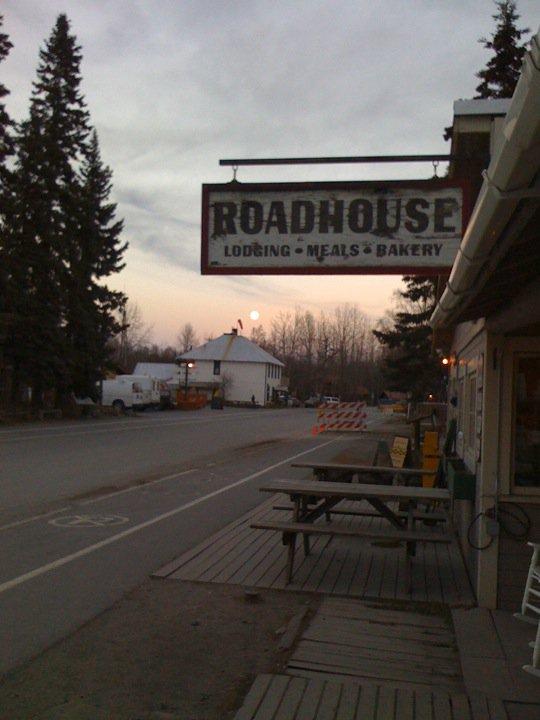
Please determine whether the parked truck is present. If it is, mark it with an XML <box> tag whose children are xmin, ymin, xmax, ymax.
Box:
<box><xmin>101</xmin><ymin>375</ymin><xmax>160</xmax><ymax>412</ymax></box>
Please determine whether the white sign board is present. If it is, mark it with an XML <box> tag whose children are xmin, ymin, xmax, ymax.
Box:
<box><xmin>201</xmin><ymin>180</ymin><xmax>469</xmax><ymax>275</ymax></box>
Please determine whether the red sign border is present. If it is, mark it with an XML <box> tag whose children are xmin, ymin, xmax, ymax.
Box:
<box><xmin>201</xmin><ymin>178</ymin><xmax>471</xmax><ymax>276</ymax></box>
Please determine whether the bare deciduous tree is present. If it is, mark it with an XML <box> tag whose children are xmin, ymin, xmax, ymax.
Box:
<box><xmin>250</xmin><ymin>325</ymin><xmax>267</xmax><ymax>347</ymax></box>
<box><xmin>177</xmin><ymin>322</ymin><xmax>199</xmax><ymax>353</ymax></box>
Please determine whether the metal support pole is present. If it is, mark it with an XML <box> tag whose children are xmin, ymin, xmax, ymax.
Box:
<box><xmin>219</xmin><ymin>154</ymin><xmax>453</xmax><ymax>167</ymax></box>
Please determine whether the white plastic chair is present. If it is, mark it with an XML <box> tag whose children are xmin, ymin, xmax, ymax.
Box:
<box><xmin>514</xmin><ymin>542</ymin><xmax>540</xmax><ymax>624</ymax></box>
<box><xmin>523</xmin><ymin>620</ymin><xmax>540</xmax><ymax>677</ymax></box>
<box><xmin>513</xmin><ymin>542</ymin><xmax>540</xmax><ymax>677</ymax></box>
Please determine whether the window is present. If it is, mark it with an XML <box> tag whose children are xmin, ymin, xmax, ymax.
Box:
<box><xmin>213</xmin><ymin>361</ymin><xmax>221</xmax><ymax>376</ymax></box>
<box><xmin>513</xmin><ymin>356</ymin><xmax>540</xmax><ymax>489</ymax></box>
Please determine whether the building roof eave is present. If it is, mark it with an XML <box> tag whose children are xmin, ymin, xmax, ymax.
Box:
<box><xmin>431</xmin><ymin>30</ymin><xmax>540</xmax><ymax>330</ymax></box>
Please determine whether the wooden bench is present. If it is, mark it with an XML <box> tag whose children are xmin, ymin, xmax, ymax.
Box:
<box><xmin>272</xmin><ymin>503</ymin><xmax>448</xmax><ymax>524</ymax></box>
<box><xmin>252</xmin><ymin>520</ymin><xmax>453</xmax><ymax>543</ymax></box>
<box><xmin>252</xmin><ymin>520</ymin><xmax>452</xmax><ymax>584</ymax></box>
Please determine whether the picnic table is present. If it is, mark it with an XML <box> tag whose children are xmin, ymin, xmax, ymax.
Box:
<box><xmin>251</xmin><ymin>479</ymin><xmax>452</xmax><ymax>584</ymax></box>
<box><xmin>291</xmin><ymin>460</ymin><xmax>437</xmax><ymax>485</ymax></box>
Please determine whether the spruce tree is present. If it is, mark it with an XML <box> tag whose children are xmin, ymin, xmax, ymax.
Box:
<box><xmin>8</xmin><ymin>14</ymin><xmax>90</xmax><ymax>402</ymax></box>
<box><xmin>373</xmin><ymin>277</ymin><xmax>443</xmax><ymax>402</ymax></box>
<box><xmin>0</xmin><ymin>15</ymin><xmax>16</xmax><ymax>406</ymax></box>
<box><xmin>475</xmin><ymin>1</ymin><xmax>530</xmax><ymax>99</ymax></box>
<box><xmin>0</xmin><ymin>14</ymin><xmax>14</xmax><ymax>188</ymax></box>
<box><xmin>0</xmin><ymin>13</ymin><xmax>14</xmax><ymax>276</ymax></box>
<box><xmin>67</xmin><ymin>130</ymin><xmax>127</xmax><ymax>398</ymax></box>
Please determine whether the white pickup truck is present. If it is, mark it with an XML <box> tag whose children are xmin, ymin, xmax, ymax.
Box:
<box><xmin>101</xmin><ymin>375</ymin><xmax>160</xmax><ymax>412</ymax></box>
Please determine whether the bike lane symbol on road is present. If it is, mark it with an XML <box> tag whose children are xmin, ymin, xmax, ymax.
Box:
<box><xmin>49</xmin><ymin>514</ymin><xmax>129</xmax><ymax>528</ymax></box>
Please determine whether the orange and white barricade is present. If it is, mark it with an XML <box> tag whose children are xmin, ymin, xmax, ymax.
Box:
<box><xmin>312</xmin><ymin>401</ymin><xmax>367</xmax><ymax>435</ymax></box>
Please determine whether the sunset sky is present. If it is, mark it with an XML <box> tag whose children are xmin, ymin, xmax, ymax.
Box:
<box><xmin>3</xmin><ymin>1</ymin><xmax>538</xmax><ymax>346</ymax></box>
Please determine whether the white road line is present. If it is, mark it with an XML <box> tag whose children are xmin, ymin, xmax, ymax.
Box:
<box><xmin>79</xmin><ymin>468</ymin><xmax>197</xmax><ymax>505</ymax></box>
<box><xmin>0</xmin><ymin>507</ymin><xmax>71</xmax><ymax>532</ymax></box>
<box><xmin>0</xmin><ymin>411</ymin><xmax>279</xmax><ymax>443</ymax></box>
<box><xmin>0</xmin><ymin>438</ymin><xmax>338</xmax><ymax>595</ymax></box>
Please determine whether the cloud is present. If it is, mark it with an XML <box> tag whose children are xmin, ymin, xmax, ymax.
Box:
<box><xmin>3</xmin><ymin>0</ymin><xmax>539</xmax><ymax>344</ymax></box>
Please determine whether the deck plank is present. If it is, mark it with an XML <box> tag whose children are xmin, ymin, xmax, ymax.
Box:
<box><xmin>234</xmin><ymin>675</ymin><xmax>508</xmax><ymax>720</ymax></box>
<box><xmin>354</xmin><ymin>683</ymin><xmax>378</xmax><ymax>719</ymax></box>
<box><xmin>301</xmin><ymin>628</ymin><xmax>457</xmax><ymax>661</ymax></box>
<box><xmin>234</xmin><ymin>674</ymin><xmax>274</xmax><ymax>720</ymax></box>
<box><xmin>287</xmin><ymin>655</ymin><xmax>462</xmax><ymax>691</ymax></box>
<box><xmin>485</xmin><ymin>697</ymin><xmax>508</xmax><ymax>720</ymax></box>
<box><xmin>294</xmin><ymin>677</ymin><xmax>326</xmax><ymax>720</ymax></box>
<box><xmin>308</xmin><ymin>617</ymin><xmax>454</xmax><ymax>644</ymax></box>
<box><xmin>336</xmin><ymin>682</ymin><xmax>360</xmax><ymax>720</ymax></box>
<box><xmin>450</xmin><ymin>694</ymin><xmax>472</xmax><ymax>720</ymax></box>
<box><xmin>377</xmin><ymin>684</ymin><xmax>396</xmax><ymax>718</ymax></box>
<box><xmin>317</xmin><ymin>681</ymin><xmax>343</xmax><ymax>719</ymax></box>
<box><xmin>273</xmin><ymin>676</ymin><xmax>307</xmax><ymax>720</ymax></box>
<box><xmin>414</xmin><ymin>689</ymin><xmax>434</xmax><ymax>720</ymax></box>
<box><xmin>320</xmin><ymin>599</ymin><xmax>448</xmax><ymax>627</ymax></box>
<box><xmin>252</xmin><ymin>674</ymin><xmax>290</xmax><ymax>719</ymax></box>
<box><xmin>432</xmin><ymin>691</ymin><xmax>452</xmax><ymax>720</ymax></box>
<box><xmin>293</xmin><ymin>640</ymin><xmax>459</xmax><ymax>676</ymax></box>
<box><xmin>396</xmin><ymin>687</ymin><xmax>415</xmax><ymax>720</ymax></box>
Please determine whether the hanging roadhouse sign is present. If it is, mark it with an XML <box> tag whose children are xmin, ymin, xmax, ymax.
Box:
<box><xmin>201</xmin><ymin>180</ymin><xmax>469</xmax><ymax>275</ymax></box>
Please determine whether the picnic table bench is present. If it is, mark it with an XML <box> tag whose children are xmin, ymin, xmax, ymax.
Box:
<box><xmin>291</xmin><ymin>461</ymin><xmax>437</xmax><ymax>484</ymax></box>
<box><xmin>252</xmin><ymin>479</ymin><xmax>452</xmax><ymax>584</ymax></box>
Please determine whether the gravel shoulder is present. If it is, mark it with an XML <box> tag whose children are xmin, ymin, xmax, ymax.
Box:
<box><xmin>0</xmin><ymin>579</ymin><xmax>318</xmax><ymax>720</ymax></box>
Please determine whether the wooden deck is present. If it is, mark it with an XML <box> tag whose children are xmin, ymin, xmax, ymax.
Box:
<box><xmin>287</xmin><ymin>597</ymin><xmax>464</xmax><ymax>692</ymax></box>
<box><xmin>232</xmin><ymin>597</ymin><xmax>514</xmax><ymax>719</ymax></box>
<box><xmin>155</xmin><ymin>496</ymin><xmax>475</xmax><ymax>606</ymax></box>
<box><xmin>233</xmin><ymin>674</ymin><xmax>508</xmax><ymax>719</ymax></box>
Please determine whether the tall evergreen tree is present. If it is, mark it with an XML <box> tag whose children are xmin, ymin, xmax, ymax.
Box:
<box><xmin>66</xmin><ymin>130</ymin><xmax>127</xmax><ymax>398</ymax></box>
<box><xmin>0</xmin><ymin>13</ymin><xmax>14</xmax><ymax>271</ymax></box>
<box><xmin>0</xmin><ymin>15</ymin><xmax>16</xmax><ymax>402</ymax></box>
<box><xmin>373</xmin><ymin>277</ymin><xmax>443</xmax><ymax>402</ymax></box>
<box><xmin>475</xmin><ymin>1</ymin><xmax>530</xmax><ymax>99</ymax></box>
<box><xmin>0</xmin><ymin>14</ymin><xmax>14</xmax><ymax>188</ymax></box>
<box><xmin>7</xmin><ymin>14</ymin><xmax>90</xmax><ymax>402</ymax></box>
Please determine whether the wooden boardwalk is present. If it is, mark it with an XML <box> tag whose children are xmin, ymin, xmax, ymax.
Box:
<box><xmin>233</xmin><ymin>598</ymin><xmax>509</xmax><ymax>719</ymax></box>
<box><xmin>155</xmin><ymin>496</ymin><xmax>475</xmax><ymax>606</ymax></box>
<box><xmin>233</xmin><ymin>674</ymin><xmax>508</xmax><ymax>719</ymax></box>
<box><xmin>287</xmin><ymin>598</ymin><xmax>464</xmax><ymax>692</ymax></box>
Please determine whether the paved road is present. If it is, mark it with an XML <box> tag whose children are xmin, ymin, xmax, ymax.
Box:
<box><xmin>1</xmin><ymin>407</ymin><xmax>326</xmax><ymax>523</ymax></box>
<box><xmin>0</xmin><ymin>406</ymin><xmax>382</xmax><ymax>674</ymax></box>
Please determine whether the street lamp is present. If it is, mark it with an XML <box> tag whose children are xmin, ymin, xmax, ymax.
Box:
<box><xmin>176</xmin><ymin>358</ymin><xmax>195</xmax><ymax>400</ymax></box>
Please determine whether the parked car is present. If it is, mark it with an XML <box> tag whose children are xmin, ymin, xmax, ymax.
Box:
<box><xmin>303</xmin><ymin>395</ymin><xmax>322</xmax><ymax>408</ymax></box>
<box><xmin>287</xmin><ymin>396</ymin><xmax>301</xmax><ymax>407</ymax></box>
<box><xmin>322</xmin><ymin>396</ymin><xmax>340</xmax><ymax>405</ymax></box>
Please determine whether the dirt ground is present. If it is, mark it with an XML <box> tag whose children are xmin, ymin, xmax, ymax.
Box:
<box><xmin>0</xmin><ymin>579</ymin><xmax>319</xmax><ymax>720</ymax></box>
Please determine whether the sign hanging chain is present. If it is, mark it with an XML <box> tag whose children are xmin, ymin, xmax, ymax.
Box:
<box><xmin>432</xmin><ymin>160</ymin><xmax>439</xmax><ymax>178</ymax></box>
